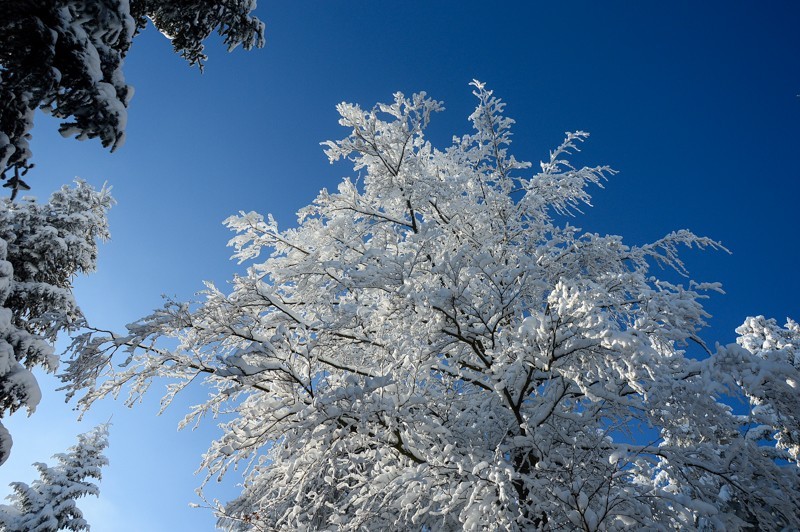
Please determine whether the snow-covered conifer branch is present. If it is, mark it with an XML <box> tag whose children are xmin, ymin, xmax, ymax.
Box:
<box><xmin>1</xmin><ymin>0</ymin><xmax>265</xmax><ymax>195</ymax></box>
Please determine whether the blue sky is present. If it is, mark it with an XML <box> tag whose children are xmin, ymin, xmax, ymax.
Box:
<box><xmin>1</xmin><ymin>2</ymin><xmax>798</xmax><ymax>530</ymax></box>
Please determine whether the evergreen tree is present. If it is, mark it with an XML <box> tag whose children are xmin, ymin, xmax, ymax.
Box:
<box><xmin>0</xmin><ymin>182</ymin><xmax>112</xmax><ymax>464</ymax></box>
<box><xmin>0</xmin><ymin>424</ymin><xmax>110</xmax><ymax>532</ymax></box>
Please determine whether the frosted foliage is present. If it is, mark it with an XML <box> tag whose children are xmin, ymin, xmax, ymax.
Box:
<box><xmin>726</xmin><ymin>316</ymin><xmax>800</xmax><ymax>462</ymax></box>
<box><xmin>63</xmin><ymin>84</ymin><xmax>800</xmax><ymax>530</ymax></box>
<box><xmin>0</xmin><ymin>0</ymin><xmax>264</xmax><ymax>196</ymax></box>
<box><xmin>0</xmin><ymin>424</ymin><xmax>110</xmax><ymax>532</ymax></box>
<box><xmin>0</xmin><ymin>181</ymin><xmax>112</xmax><ymax>465</ymax></box>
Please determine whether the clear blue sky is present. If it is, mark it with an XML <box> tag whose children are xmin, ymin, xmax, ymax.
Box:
<box><xmin>1</xmin><ymin>2</ymin><xmax>798</xmax><ymax>530</ymax></box>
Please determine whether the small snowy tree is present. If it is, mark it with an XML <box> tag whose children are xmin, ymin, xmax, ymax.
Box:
<box><xmin>0</xmin><ymin>0</ymin><xmax>265</xmax><ymax>196</ymax></box>
<box><xmin>63</xmin><ymin>84</ymin><xmax>800</xmax><ymax>530</ymax></box>
<box><xmin>0</xmin><ymin>423</ymin><xmax>110</xmax><ymax>531</ymax></box>
<box><xmin>0</xmin><ymin>181</ymin><xmax>112</xmax><ymax>464</ymax></box>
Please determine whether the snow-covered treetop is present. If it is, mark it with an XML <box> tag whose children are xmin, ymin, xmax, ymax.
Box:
<box><xmin>0</xmin><ymin>423</ymin><xmax>110</xmax><ymax>532</ymax></box>
<box><xmin>62</xmin><ymin>84</ymin><xmax>799</xmax><ymax>530</ymax></box>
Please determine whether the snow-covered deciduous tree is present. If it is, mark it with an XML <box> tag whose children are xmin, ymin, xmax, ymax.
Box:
<box><xmin>0</xmin><ymin>0</ymin><xmax>265</xmax><ymax>196</ymax></box>
<box><xmin>63</xmin><ymin>83</ymin><xmax>800</xmax><ymax>530</ymax></box>
<box><xmin>0</xmin><ymin>423</ymin><xmax>110</xmax><ymax>531</ymax></box>
<box><xmin>0</xmin><ymin>181</ymin><xmax>112</xmax><ymax>464</ymax></box>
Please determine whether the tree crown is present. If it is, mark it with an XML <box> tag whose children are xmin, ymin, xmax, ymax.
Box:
<box><xmin>62</xmin><ymin>84</ymin><xmax>800</xmax><ymax>530</ymax></box>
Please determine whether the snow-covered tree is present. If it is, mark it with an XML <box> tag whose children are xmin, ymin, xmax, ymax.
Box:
<box><xmin>0</xmin><ymin>423</ymin><xmax>110</xmax><ymax>531</ymax></box>
<box><xmin>0</xmin><ymin>0</ymin><xmax>265</xmax><ymax>197</ymax></box>
<box><xmin>0</xmin><ymin>181</ymin><xmax>112</xmax><ymax>464</ymax></box>
<box><xmin>712</xmin><ymin>316</ymin><xmax>800</xmax><ymax>464</ymax></box>
<box><xmin>62</xmin><ymin>84</ymin><xmax>800</xmax><ymax>530</ymax></box>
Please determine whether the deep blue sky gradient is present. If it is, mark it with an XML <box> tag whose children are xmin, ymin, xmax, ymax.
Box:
<box><xmin>1</xmin><ymin>2</ymin><xmax>798</xmax><ymax>529</ymax></box>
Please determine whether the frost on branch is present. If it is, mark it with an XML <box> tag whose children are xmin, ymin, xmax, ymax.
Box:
<box><xmin>0</xmin><ymin>424</ymin><xmax>110</xmax><ymax>532</ymax></box>
<box><xmin>0</xmin><ymin>0</ymin><xmax>265</xmax><ymax>196</ymax></box>
<box><xmin>0</xmin><ymin>181</ymin><xmax>112</xmax><ymax>464</ymax></box>
<box><xmin>63</xmin><ymin>84</ymin><xmax>799</xmax><ymax>530</ymax></box>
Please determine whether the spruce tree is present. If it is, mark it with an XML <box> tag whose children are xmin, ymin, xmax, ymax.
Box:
<box><xmin>0</xmin><ymin>181</ymin><xmax>112</xmax><ymax>464</ymax></box>
<box><xmin>0</xmin><ymin>424</ymin><xmax>110</xmax><ymax>532</ymax></box>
